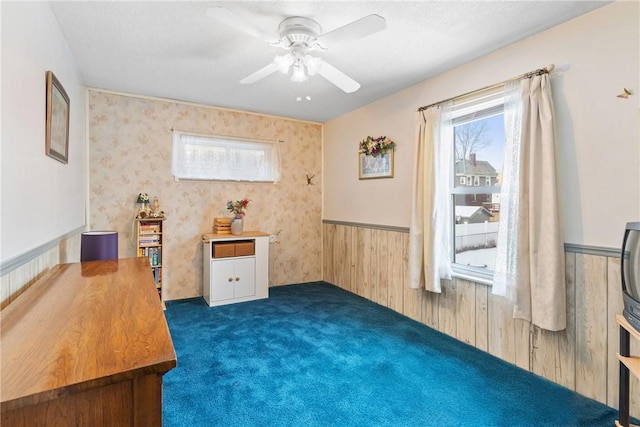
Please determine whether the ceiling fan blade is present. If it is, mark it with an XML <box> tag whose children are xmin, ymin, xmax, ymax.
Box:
<box><xmin>206</xmin><ymin>7</ymin><xmax>277</xmax><ymax>43</ymax></box>
<box><xmin>239</xmin><ymin>62</ymin><xmax>279</xmax><ymax>84</ymax></box>
<box><xmin>317</xmin><ymin>14</ymin><xmax>386</xmax><ymax>48</ymax></box>
<box><xmin>315</xmin><ymin>59</ymin><xmax>360</xmax><ymax>93</ymax></box>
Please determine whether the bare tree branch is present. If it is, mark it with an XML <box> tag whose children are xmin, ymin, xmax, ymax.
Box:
<box><xmin>455</xmin><ymin>121</ymin><xmax>491</xmax><ymax>161</ymax></box>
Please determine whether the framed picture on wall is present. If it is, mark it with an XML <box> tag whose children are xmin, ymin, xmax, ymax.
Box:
<box><xmin>359</xmin><ymin>151</ymin><xmax>394</xmax><ymax>179</ymax></box>
<box><xmin>45</xmin><ymin>70</ymin><xmax>70</xmax><ymax>164</ymax></box>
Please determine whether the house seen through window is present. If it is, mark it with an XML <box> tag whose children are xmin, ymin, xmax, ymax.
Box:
<box><xmin>451</xmin><ymin>91</ymin><xmax>505</xmax><ymax>279</ymax></box>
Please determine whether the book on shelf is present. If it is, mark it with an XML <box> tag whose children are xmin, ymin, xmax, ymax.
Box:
<box><xmin>140</xmin><ymin>247</ymin><xmax>162</xmax><ymax>265</ymax></box>
<box><xmin>150</xmin><ymin>247</ymin><xmax>161</xmax><ymax>266</ymax></box>
<box><xmin>139</xmin><ymin>236</ymin><xmax>161</xmax><ymax>244</ymax></box>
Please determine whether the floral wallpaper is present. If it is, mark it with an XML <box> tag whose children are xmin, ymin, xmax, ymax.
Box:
<box><xmin>88</xmin><ymin>90</ymin><xmax>323</xmax><ymax>300</ymax></box>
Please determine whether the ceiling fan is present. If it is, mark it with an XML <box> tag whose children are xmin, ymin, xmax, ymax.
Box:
<box><xmin>206</xmin><ymin>7</ymin><xmax>386</xmax><ymax>93</ymax></box>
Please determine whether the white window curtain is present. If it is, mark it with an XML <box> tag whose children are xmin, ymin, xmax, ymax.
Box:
<box><xmin>492</xmin><ymin>80</ymin><xmax>522</xmax><ymax>302</ymax></box>
<box><xmin>408</xmin><ymin>102</ymin><xmax>454</xmax><ymax>292</ymax></box>
<box><xmin>409</xmin><ymin>71</ymin><xmax>566</xmax><ymax>332</ymax></box>
<box><xmin>171</xmin><ymin>130</ymin><xmax>281</xmax><ymax>182</ymax></box>
<box><xmin>493</xmin><ymin>73</ymin><xmax>566</xmax><ymax>332</ymax></box>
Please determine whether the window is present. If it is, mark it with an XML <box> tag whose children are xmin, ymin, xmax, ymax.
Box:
<box><xmin>411</xmin><ymin>72</ymin><xmax>564</xmax><ymax>327</ymax></box>
<box><xmin>172</xmin><ymin>130</ymin><xmax>281</xmax><ymax>182</ymax></box>
<box><xmin>450</xmin><ymin>90</ymin><xmax>505</xmax><ymax>281</ymax></box>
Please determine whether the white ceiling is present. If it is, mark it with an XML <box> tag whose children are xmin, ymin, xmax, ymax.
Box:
<box><xmin>49</xmin><ymin>1</ymin><xmax>610</xmax><ymax>123</ymax></box>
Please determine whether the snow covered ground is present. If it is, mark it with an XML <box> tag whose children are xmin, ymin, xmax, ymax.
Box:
<box><xmin>455</xmin><ymin>247</ymin><xmax>496</xmax><ymax>271</ymax></box>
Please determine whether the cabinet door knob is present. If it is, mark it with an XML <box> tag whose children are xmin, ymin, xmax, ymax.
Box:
<box><xmin>235</xmin><ymin>277</ymin><xmax>240</xmax><ymax>281</ymax></box>
<box><xmin>228</xmin><ymin>277</ymin><xmax>233</xmax><ymax>282</ymax></box>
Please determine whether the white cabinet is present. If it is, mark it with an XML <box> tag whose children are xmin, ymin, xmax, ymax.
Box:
<box><xmin>202</xmin><ymin>231</ymin><xmax>269</xmax><ymax>307</ymax></box>
<box><xmin>210</xmin><ymin>257</ymin><xmax>255</xmax><ymax>302</ymax></box>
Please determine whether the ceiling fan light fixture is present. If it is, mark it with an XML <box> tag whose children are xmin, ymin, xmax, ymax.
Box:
<box><xmin>278</xmin><ymin>17</ymin><xmax>322</xmax><ymax>49</ymax></box>
<box><xmin>274</xmin><ymin>54</ymin><xmax>294</xmax><ymax>74</ymax></box>
<box><xmin>209</xmin><ymin>8</ymin><xmax>384</xmax><ymax>93</ymax></box>
<box><xmin>291</xmin><ymin>62</ymin><xmax>308</xmax><ymax>82</ymax></box>
<box><xmin>304</xmin><ymin>55</ymin><xmax>322</xmax><ymax>76</ymax></box>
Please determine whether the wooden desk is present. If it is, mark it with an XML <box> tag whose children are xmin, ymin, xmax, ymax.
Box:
<box><xmin>1</xmin><ymin>257</ymin><xmax>176</xmax><ymax>426</ymax></box>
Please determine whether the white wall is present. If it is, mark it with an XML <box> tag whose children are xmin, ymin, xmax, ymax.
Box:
<box><xmin>1</xmin><ymin>2</ymin><xmax>86</xmax><ymax>264</ymax></box>
<box><xmin>324</xmin><ymin>1</ymin><xmax>639</xmax><ymax>249</ymax></box>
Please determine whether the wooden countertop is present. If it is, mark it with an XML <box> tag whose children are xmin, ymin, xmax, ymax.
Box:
<box><xmin>1</xmin><ymin>257</ymin><xmax>176</xmax><ymax>412</ymax></box>
<box><xmin>202</xmin><ymin>231</ymin><xmax>269</xmax><ymax>241</ymax></box>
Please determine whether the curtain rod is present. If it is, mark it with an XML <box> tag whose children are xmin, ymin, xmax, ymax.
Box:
<box><xmin>417</xmin><ymin>64</ymin><xmax>555</xmax><ymax>112</ymax></box>
<box><xmin>170</xmin><ymin>127</ymin><xmax>284</xmax><ymax>143</ymax></box>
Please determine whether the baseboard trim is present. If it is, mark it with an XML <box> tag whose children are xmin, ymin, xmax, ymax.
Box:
<box><xmin>322</xmin><ymin>219</ymin><xmax>410</xmax><ymax>234</ymax></box>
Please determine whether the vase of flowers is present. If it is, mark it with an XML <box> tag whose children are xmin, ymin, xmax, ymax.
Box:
<box><xmin>358</xmin><ymin>136</ymin><xmax>395</xmax><ymax>157</ymax></box>
<box><xmin>227</xmin><ymin>198</ymin><xmax>250</xmax><ymax>235</ymax></box>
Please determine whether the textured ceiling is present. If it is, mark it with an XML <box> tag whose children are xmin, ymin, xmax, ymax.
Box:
<box><xmin>49</xmin><ymin>1</ymin><xmax>610</xmax><ymax>122</ymax></box>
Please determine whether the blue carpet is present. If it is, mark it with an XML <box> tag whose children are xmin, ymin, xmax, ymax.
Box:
<box><xmin>163</xmin><ymin>281</ymin><xmax>619</xmax><ymax>426</ymax></box>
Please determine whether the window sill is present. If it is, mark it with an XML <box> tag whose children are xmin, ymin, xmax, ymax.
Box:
<box><xmin>451</xmin><ymin>264</ymin><xmax>494</xmax><ymax>286</ymax></box>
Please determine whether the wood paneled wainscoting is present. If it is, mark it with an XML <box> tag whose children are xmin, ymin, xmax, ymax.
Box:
<box><xmin>1</xmin><ymin>230</ymin><xmax>81</xmax><ymax>309</ymax></box>
<box><xmin>323</xmin><ymin>221</ymin><xmax>638</xmax><ymax>417</ymax></box>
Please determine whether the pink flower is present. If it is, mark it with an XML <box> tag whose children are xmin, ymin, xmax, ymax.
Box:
<box><xmin>359</xmin><ymin>136</ymin><xmax>395</xmax><ymax>157</ymax></box>
<box><xmin>226</xmin><ymin>198</ymin><xmax>250</xmax><ymax>218</ymax></box>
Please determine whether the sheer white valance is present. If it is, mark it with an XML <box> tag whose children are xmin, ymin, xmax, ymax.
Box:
<box><xmin>172</xmin><ymin>130</ymin><xmax>281</xmax><ymax>182</ymax></box>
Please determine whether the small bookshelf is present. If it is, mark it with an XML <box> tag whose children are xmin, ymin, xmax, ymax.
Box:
<box><xmin>135</xmin><ymin>218</ymin><xmax>165</xmax><ymax>303</ymax></box>
<box><xmin>617</xmin><ymin>314</ymin><xmax>640</xmax><ymax>427</ymax></box>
